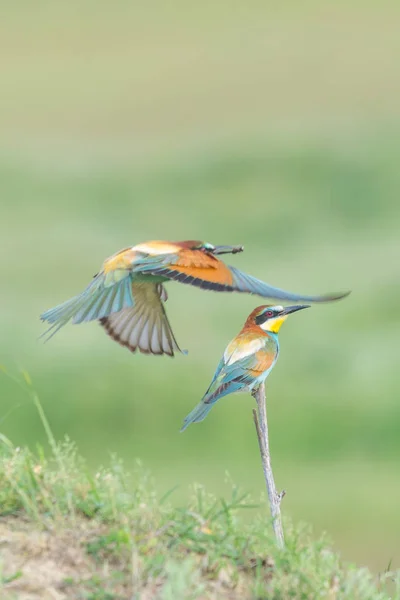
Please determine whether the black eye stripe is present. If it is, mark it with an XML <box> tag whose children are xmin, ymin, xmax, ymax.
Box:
<box><xmin>255</xmin><ymin>310</ymin><xmax>276</xmax><ymax>325</ymax></box>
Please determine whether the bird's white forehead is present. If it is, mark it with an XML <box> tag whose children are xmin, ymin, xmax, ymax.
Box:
<box><xmin>271</xmin><ymin>305</ymin><xmax>284</xmax><ymax>312</ymax></box>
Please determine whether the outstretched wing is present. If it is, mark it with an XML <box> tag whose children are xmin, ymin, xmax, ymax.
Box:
<box><xmin>40</xmin><ymin>273</ymin><xmax>134</xmax><ymax>340</ymax></box>
<box><xmin>137</xmin><ymin>251</ymin><xmax>349</xmax><ymax>303</ymax></box>
<box><xmin>100</xmin><ymin>283</ymin><xmax>185</xmax><ymax>357</ymax></box>
<box><xmin>226</xmin><ymin>267</ymin><xmax>350</xmax><ymax>303</ymax></box>
<box><xmin>40</xmin><ymin>247</ymin><xmax>139</xmax><ymax>339</ymax></box>
<box><xmin>134</xmin><ymin>250</ymin><xmax>234</xmax><ymax>291</ymax></box>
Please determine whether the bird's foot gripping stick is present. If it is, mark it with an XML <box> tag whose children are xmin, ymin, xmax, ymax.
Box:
<box><xmin>252</xmin><ymin>383</ymin><xmax>285</xmax><ymax>549</ymax></box>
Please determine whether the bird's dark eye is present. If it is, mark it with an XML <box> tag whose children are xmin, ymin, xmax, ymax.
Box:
<box><xmin>265</xmin><ymin>311</ymin><xmax>274</xmax><ymax>318</ymax></box>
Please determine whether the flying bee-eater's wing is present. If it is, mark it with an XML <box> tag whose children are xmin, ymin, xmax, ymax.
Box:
<box><xmin>99</xmin><ymin>283</ymin><xmax>185</xmax><ymax>356</ymax></box>
<box><xmin>40</xmin><ymin>273</ymin><xmax>134</xmax><ymax>340</ymax></box>
<box><xmin>181</xmin><ymin>336</ymin><xmax>276</xmax><ymax>431</ymax></box>
<box><xmin>135</xmin><ymin>250</ymin><xmax>235</xmax><ymax>291</ymax></box>
<box><xmin>136</xmin><ymin>251</ymin><xmax>350</xmax><ymax>303</ymax></box>
<box><xmin>226</xmin><ymin>267</ymin><xmax>350</xmax><ymax>303</ymax></box>
<box><xmin>40</xmin><ymin>247</ymin><xmax>139</xmax><ymax>340</ymax></box>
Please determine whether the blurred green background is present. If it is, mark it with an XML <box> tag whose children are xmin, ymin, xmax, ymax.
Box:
<box><xmin>1</xmin><ymin>1</ymin><xmax>400</xmax><ymax>572</ymax></box>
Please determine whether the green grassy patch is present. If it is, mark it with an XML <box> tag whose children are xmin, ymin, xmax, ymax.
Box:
<box><xmin>0</xmin><ymin>386</ymin><xmax>399</xmax><ymax>599</ymax></box>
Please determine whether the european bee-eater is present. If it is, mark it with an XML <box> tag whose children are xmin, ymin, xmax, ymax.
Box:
<box><xmin>41</xmin><ymin>240</ymin><xmax>346</xmax><ymax>357</ymax></box>
<box><xmin>181</xmin><ymin>304</ymin><xmax>309</xmax><ymax>430</ymax></box>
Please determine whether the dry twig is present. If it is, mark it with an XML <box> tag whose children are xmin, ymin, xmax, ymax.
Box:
<box><xmin>252</xmin><ymin>382</ymin><xmax>285</xmax><ymax>549</ymax></box>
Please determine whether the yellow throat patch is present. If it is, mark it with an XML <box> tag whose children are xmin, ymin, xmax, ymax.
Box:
<box><xmin>260</xmin><ymin>315</ymin><xmax>288</xmax><ymax>333</ymax></box>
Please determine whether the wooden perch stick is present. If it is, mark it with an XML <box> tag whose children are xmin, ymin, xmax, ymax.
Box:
<box><xmin>252</xmin><ymin>382</ymin><xmax>285</xmax><ymax>549</ymax></box>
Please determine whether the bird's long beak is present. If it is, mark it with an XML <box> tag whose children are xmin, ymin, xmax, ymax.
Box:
<box><xmin>213</xmin><ymin>244</ymin><xmax>244</xmax><ymax>255</ymax></box>
<box><xmin>281</xmin><ymin>304</ymin><xmax>310</xmax><ymax>315</ymax></box>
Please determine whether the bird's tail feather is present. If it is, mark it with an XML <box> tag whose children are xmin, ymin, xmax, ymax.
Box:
<box><xmin>180</xmin><ymin>401</ymin><xmax>213</xmax><ymax>432</ymax></box>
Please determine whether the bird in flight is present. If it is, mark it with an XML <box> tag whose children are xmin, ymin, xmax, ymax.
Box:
<box><xmin>40</xmin><ymin>240</ymin><xmax>348</xmax><ymax>356</ymax></box>
<box><xmin>181</xmin><ymin>304</ymin><xmax>309</xmax><ymax>430</ymax></box>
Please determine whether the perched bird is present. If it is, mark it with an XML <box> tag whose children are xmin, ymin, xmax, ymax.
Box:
<box><xmin>181</xmin><ymin>304</ymin><xmax>309</xmax><ymax>431</ymax></box>
<box><xmin>41</xmin><ymin>240</ymin><xmax>347</xmax><ymax>357</ymax></box>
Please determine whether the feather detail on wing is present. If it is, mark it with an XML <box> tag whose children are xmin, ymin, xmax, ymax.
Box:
<box><xmin>229</xmin><ymin>267</ymin><xmax>350</xmax><ymax>303</ymax></box>
<box><xmin>224</xmin><ymin>335</ymin><xmax>266</xmax><ymax>365</ymax></box>
<box><xmin>181</xmin><ymin>342</ymin><xmax>276</xmax><ymax>431</ymax></box>
<box><xmin>40</xmin><ymin>274</ymin><xmax>134</xmax><ymax>340</ymax></box>
<box><xmin>40</xmin><ymin>247</ymin><xmax>149</xmax><ymax>341</ymax></box>
<box><xmin>157</xmin><ymin>283</ymin><xmax>168</xmax><ymax>302</ymax></box>
<box><xmin>133</xmin><ymin>250</ymin><xmax>235</xmax><ymax>291</ymax></box>
<box><xmin>138</xmin><ymin>253</ymin><xmax>349</xmax><ymax>302</ymax></box>
<box><xmin>204</xmin><ymin>341</ymin><xmax>277</xmax><ymax>404</ymax></box>
<box><xmin>99</xmin><ymin>283</ymin><xmax>184</xmax><ymax>357</ymax></box>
